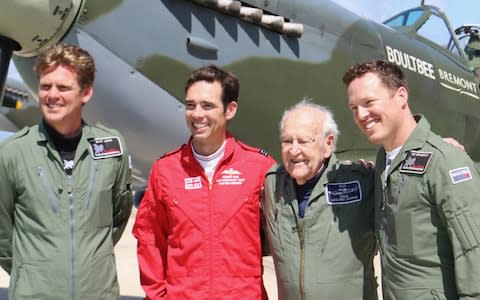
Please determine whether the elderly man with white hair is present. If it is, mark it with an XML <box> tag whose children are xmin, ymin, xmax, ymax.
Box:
<box><xmin>262</xmin><ymin>99</ymin><xmax>377</xmax><ymax>300</ymax></box>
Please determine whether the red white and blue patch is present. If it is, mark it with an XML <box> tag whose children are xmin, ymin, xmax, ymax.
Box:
<box><xmin>449</xmin><ymin>166</ymin><xmax>472</xmax><ymax>184</ymax></box>
<box><xmin>88</xmin><ymin>136</ymin><xmax>123</xmax><ymax>159</ymax></box>
<box><xmin>184</xmin><ymin>176</ymin><xmax>202</xmax><ymax>190</ymax></box>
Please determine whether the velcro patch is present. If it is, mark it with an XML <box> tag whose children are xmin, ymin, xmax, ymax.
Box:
<box><xmin>326</xmin><ymin>181</ymin><xmax>362</xmax><ymax>205</ymax></box>
<box><xmin>449</xmin><ymin>167</ymin><xmax>472</xmax><ymax>184</ymax></box>
<box><xmin>185</xmin><ymin>176</ymin><xmax>202</xmax><ymax>190</ymax></box>
<box><xmin>400</xmin><ymin>151</ymin><xmax>432</xmax><ymax>174</ymax></box>
<box><xmin>88</xmin><ymin>136</ymin><xmax>123</xmax><ymax>159</ymax></box>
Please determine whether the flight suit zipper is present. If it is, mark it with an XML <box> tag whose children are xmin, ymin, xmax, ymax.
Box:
<box><xmin>289</xmin><ymin>202</ymin><xmax>306</xmax><ymax>300</ymax></box>
<box><xmin>299</xmin><ymin>223</ymin><xmax>306</xmax><ymax>300</ymax></box>
<box><xmin>67</xmin><ymin>174</ymin><xmax>77</xmax><ymax>300</ymax></box>
<box><xmin>207</xmin><ymin>171</ymin><xmax>214</xmax><ymax>299</ymax></box>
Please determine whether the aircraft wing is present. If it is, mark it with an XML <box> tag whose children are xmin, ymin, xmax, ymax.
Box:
<box><xmin>0</xmin><ymin>130</ymin><xmax>13</xmax><ymax>141</ymax></box>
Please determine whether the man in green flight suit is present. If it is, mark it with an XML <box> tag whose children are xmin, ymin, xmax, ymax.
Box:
<box><xmin>343</xmin><ymin>60</ymin><xmax>480</xmax><ymax>299</ymax></box>
<box><xmin>0</xmin><ymin>44</ymin><xmax>132</xmax><ymax>299</ymax></box>
<box><xmin>262</xmin><ymin>100</ymin><xmax>377</xmax><ymax>300</ymax></box>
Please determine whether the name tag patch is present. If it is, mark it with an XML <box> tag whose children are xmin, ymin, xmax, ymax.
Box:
<box><xmin>400</xmin><ymin>151</ymin><xmax>432</xmax><ymax>174</ymax></box>
<box><xmin>88</xmin><ymin>136</ymin><xmax>123</xmax><ymax>159</ymax></box>
<box><xmin>449</xmin><ymin>167</ymin><xmax>472</xmax><ymax>184</ymax></box>
<box><xmin>326</xmin><ymin>181</ymin><xmax>362</xmax><ymax>205</ymax></box>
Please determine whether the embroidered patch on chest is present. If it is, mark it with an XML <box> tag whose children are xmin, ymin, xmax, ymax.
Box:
<box><xmin>216</xmin><ymin>168</ymin><xmax>245</xmax><ymax>186</ymax></box>
<box><xmin>400</xmin><ymin>151</ymin><xmax>432</xmax><ymax>174</ymax></box>
<box><xmin>88</xmin><ymin>136</ymin><xmax>123</xmax><ymax>159</ymax></box>
<box><xmin>185</xmin><ymin>176</ymin><xmax>202</xmax><ymax>190</ymax></box>
<box><xmin>449</xmin><ymin>166</ymin><xmax>472</xmax><ymax>184</ymax></box>
<box><xmin>325</xmin><ymin>181</ymin><xmax>362</xmax><ymax>205</ymax></box>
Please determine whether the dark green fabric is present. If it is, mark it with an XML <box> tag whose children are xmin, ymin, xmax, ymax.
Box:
<box><xmin>0</xmin><ymin>122</ymin><xmax>132</xmax><ymax>300</ymax></box>
<box><xmin>376</xmin><ymin>115</ymin><xmax>480</xmax><ymax>300</ymax></box>
<box><xmin>263</xmin><ymin>154</ymin><xmax>377</xmax><ymax>300</ymax></box>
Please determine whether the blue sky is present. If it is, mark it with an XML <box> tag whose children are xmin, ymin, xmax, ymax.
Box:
<box><xmin>334</xmin><ymin>0</ymin><xmax>477</xmax><ymax>29</ymax></box>
<box><xmin>7</xmin><ymin>0</ymin><xmax>477</xmax><ymax>79</ymax></box>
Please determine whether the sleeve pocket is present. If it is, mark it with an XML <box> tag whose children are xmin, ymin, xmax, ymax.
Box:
<box><xmin>446</xmin><ymin>207</ymin><xmax>480</xmax><ymax>253</ymax></box>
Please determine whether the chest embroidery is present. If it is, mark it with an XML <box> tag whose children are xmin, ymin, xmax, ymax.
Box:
<box><xmin>216</xmin><ymin>168</ymin><xmax>245</xmax><ymax>186</ymax></box>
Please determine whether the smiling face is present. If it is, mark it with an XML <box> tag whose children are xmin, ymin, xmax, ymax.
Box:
<box><xmin>38</xmin><ymin>65</ymin><xmax>92</xmax><ymax>135</ymax></box>
<box><xmin>280</xmin><ymin>108</ymin><xmax>334</xmax><ymax>185</ymax></box>
<box><xmin>347</xmin><ymin>72</ymin><xmax>413</xmax><ymax>151</ymax></box>
<box><xmin>184</xmin><ymin>80</ymin><xmax>237</xmax><ymax>155</ymax></box>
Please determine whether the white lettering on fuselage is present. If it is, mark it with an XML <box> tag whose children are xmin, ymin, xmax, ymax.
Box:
<box><xmin>385</xmin><ymin>45</ymin><xmax>479</xmax><ymax>99</ymax></box>
<box><xmin>386</xmin><ymin>45</ymin><xmax>436</xmax><ymax>80</ymax></box>
<box><xmin>438</xmin><ymin>69</ymin><xmax>477</xmax><ymax>93</ymax></box>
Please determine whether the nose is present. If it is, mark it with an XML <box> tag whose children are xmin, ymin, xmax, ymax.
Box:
<box><xmin>46</xmin><ymin>86</ymin><xmax>60</xmax><ymax>99</ymax></box>
<box><xmin>191</xmin><ymin>105</ymin><xmax>204</xmax><ymax>118</ymax></box>
<box><xmin>288</xmin><ymin>140</ymin><xmax>301</xmax><ymax>155</ymax></box>
<box><xmin>356</xmin><ymin>106</ymin><xmax>369</xmax><ymax>120</ymax></box>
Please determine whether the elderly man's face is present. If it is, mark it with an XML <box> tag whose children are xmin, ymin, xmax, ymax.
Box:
<box><xmin>280</xmin><ymin>109</ymin><xmax>334</xmax><ymax>185</ymax></box>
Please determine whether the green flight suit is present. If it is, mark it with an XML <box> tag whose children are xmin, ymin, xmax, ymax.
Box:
<box><xmin>263</xmin><ymin>154</ymin><xmax>377</xmax><ymax>300</ymax></box>
<box><xmin>0</xmin><ymin>122</ymin><xmax>132</xmax><ymax>300</ymax></box>
<box><xmin>375</xmin><ymin>115</ymin><xmax>480</xmax><ymax>299</ymax></box>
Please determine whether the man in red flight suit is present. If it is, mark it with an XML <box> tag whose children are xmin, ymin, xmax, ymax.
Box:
<box><xmin>133</xmin><ymin>65</ymin><xmax>275</xmax><ymax>299</ymax></box>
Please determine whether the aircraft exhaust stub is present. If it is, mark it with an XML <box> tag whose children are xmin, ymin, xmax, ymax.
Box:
<box><xmin>261</xmin><ymin>15</ymin><xmax>284</xmax><ymax>32</ymax></box>
<box><xmin>239</xmin><ymin>7</ymin><xmax>263</xmax><ymax>23</ymax></box>
<box><xmin>189</xmin><ymin>0</ymin><xmax>304</xmax><ymax>37</ymax></box>
<box><xmin>2</xmin><ymin>88</ymin><xmax>26</xmax><ymax>109</ymax></box>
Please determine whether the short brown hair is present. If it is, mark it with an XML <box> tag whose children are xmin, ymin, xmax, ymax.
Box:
<box><xmin>34</xmin><ymin>43</ymin><xmax>96</xmax><ymax>90</ymax></box>
<box><xmin>342</xmin><ymin>60</ymin><xmax>408</xmax><ymax>95</ymax></box>
<box><xmin>185</xmin><ymin>65</ymin><xmax>239</xmax><ymax>110</ymax></box>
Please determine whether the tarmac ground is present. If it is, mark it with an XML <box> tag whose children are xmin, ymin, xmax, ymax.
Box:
<box><xmin>0</xmin><ymin>210</ymin><xmax>381</xmax><ymax>299</ymax></box>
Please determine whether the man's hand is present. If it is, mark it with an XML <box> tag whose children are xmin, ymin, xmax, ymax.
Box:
<box><xmin>343</xmin><ymin>159</ymin><xmax>375</xmax><ymax>169</ymax></box>
<box><xmin>443</xmin><ymin>137</ymin><xmax>465</xmax><ymax>152</ymax></box>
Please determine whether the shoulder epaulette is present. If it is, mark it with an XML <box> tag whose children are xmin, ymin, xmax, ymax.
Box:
<box><xmin>14</xmin><ymin>126</ymin><xmax>29</xmax><ymax>138</ymax></box>
<box><xmin>265</xmin><ymin>163</ymin><xmax>282</xmax><ymax>176</ymax></box>
<box><xmin>94</xmin><ymin>122</ymin><xmax>120</xmax><ymax>136</ymax></box>
<box><xmin>238</xmin><ymin>140</ymin><xmax>269</xmax><ymax>157</ymax></box>
<box><xmin>159</xmin><ymin>144</ymin><xmax>186</xmax><ymax>160</ymax></box>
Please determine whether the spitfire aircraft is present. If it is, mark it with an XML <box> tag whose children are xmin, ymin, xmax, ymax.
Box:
<box><xmin>0</xmin><ymin>0</ymin><xmax>479</xmax><ymax>189</ymax></box>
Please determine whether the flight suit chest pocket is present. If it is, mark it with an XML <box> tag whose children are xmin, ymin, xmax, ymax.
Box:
<box><xmin>167</xmin><ymin>188</ymin><xmax>208</xmax><ymax>230</ymax></box>
<box><xmin>387</xmin><ymin>173</ymin><xmax>433</xmax><ymax>257</ymax></box>
<box><xmin>81</xmin><ymin>161</ymin><xmax>114</xmax><ymax>228</ymax></box>
<box><xmin>274</xmin><ymin>202</ymin><xmax>301</xmax><ymax>256</ymax></box>
<box><xmin>16</xmin><ymin>165</ymin><xmax>61</xmax><ymax>217</ymax></box>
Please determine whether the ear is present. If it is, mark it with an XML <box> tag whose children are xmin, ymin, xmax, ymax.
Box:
<box><xmin>323</xmin><ymin>134</ymin><xmax>335</xmax><ymax>158</ymax></box>
<box><xmin>225</xmin><ymin>101</ymin><xmax>238</xmax><ymax>121</ymax></box>
<box><xmin>396</xmin><ymin>86</ymin><xmax>408</xmax><ymax>107</ymax></box>
<box><xmin>80</xmin><ymin>85</ymin><xmax>93</xmax><ymax>105</ymax></box>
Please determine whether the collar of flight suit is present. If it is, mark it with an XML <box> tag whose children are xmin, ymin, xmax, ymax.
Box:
<box><xmin>280</xmin><ymin>154</ymin><xmax>338</xmax><ymax>212</ymax></box>
<box><xmin>35</xmin><ymin>120</ymin><xmax>96</xmax><ymax>166</ymax></box>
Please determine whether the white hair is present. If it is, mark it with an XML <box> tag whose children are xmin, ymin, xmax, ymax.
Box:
<box><xmin>280</xmin><ymin>98</ymin><xmax>340</xmax><ymax>151</ymax></box>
